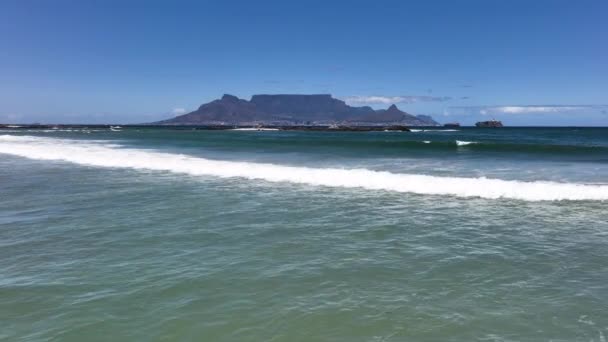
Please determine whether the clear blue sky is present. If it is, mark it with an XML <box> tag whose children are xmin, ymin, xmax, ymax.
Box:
<box><xmin>1</xmin><ymin>0</ymin><xmax>606</xmax><ymax>125</ymax></box>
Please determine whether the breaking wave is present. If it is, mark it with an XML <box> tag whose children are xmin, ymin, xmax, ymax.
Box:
<box><xmin>410</xmin><ymin>129</ymin><xmax>460</xmax><ymax>132</ymax></box>
<box><xmin>1</xmin><ymin>135</ymin><xmax>607</xmax><ymax>201</ymax></box>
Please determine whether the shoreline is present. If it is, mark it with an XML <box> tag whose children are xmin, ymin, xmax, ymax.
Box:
<box><xmin>0</xmin><ymin>124</ymin><xmax>413</xmax><ymax>132</ymax></box>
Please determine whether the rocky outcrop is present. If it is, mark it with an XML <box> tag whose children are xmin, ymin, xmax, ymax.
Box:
<box><xmin>155</xmin><ymin>94</ymin><xmax>439</xmax><ymax>126</ymax></box>
<box><xmin>475</xmin><ymin>120</ymin><xmax>503</xmax><ymax>128</ymax></box>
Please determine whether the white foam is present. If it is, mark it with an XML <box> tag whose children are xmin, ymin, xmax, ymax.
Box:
<box><xmin>230</xmin><ymin>128</ymin><xmax>280</xmax><ymax>131</ymax></box>
<box><xmin>456</xmin><ymin>140</ymin><xmax>477</xmax><ymax>146</ymax></box>
<box><xmin>1</xmin><ymin>135</ymin><xmax>607</xmax><ymax>201</ymax></box>
<box><xmin>411</xmin><ymin>129</ymin><xmax>460</xmax><ymax>132</ymax></box>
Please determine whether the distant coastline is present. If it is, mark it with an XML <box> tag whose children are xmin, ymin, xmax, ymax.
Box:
<box><xmin>3</xmin><ymin>124</ymin><xmax>608</xmax><ymax>130</ymax></box>
<box><xmin>0</xmin><ymin>124</ymin><xmax>414</xmax><ymax>132</ymax></box>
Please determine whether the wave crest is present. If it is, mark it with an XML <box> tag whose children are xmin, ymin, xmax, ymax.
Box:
<box><xmin>456</xmin><ymin>140</ymin><xmax>477</xmax><ymax>146</ymax></box>
<box><xmin>1</xmin><ymin>135</ymin><xmax>607</xmax><ymax>201</ymax></box>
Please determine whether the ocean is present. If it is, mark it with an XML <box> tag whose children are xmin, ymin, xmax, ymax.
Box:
<box><xmin>1</xmin><ymin>127</ymin><xmax>607</xmax><ymax>341</ymax></box>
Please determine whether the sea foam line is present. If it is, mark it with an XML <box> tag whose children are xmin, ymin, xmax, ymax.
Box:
<box><xmin>411</xmin><ymin>129</ymin><xmax>460</xmax><ymax>132</ymax></box>
<box><xmin>456</xmin><ymin>140</ymin><xmax>477</xmax><ymax>146</ymax></box>
<box><xmin>1</xmin><ymin>135</ymin><xmax>607</xmax><ymax>201</ymax></box>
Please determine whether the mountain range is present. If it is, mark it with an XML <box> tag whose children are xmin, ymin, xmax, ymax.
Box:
<box><xmin>155</xmin><ymin>94</ymin><xmax>439</xmax><ymax>126</ymax></box>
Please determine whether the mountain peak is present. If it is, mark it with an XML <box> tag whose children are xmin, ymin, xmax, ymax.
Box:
<box><xmin>221</xmin><ymin>94</ymin><xmax>240</xmax><ymax>102</ymax></box>
<box><xmin>155</xmin><ymin>94</ymin><xmax>439</xmax><ymax>126</ymax></box>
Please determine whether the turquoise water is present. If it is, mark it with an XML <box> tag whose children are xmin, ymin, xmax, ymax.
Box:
<box><xmin>1</xmin><ymin>128</ymin><xmax>607</xmax><ymax>341</ymax></box>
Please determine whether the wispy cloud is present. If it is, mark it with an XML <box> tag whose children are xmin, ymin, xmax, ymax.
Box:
<box><xmin>447</xmin><ymin>105</ymin><xmax>608</xmax><ymax>116</ymax></box>
<box><xmin>443</xmin><ymin>105</ymin><xmax>608</xmax><ymax>126</ymax></box>
<box><xmin>492</xmin><ymin>105</ymin><xmax>587</xmax><ymax>114</ymax></box>
<box><xmin>344</xmin><ymin>95</ymin><xmax>452</xmax><ymax>105</ymax></box>
<box><xmin>171</xmin><ymin>108</ymin><xmax>187</xmax><ymax>115</ymax></box>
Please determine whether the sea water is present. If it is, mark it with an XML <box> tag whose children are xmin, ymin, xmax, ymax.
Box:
<box><xmin>1</xmin><ymin>127</ymin><xmax>607</xmax><ymax>341</ymax></box>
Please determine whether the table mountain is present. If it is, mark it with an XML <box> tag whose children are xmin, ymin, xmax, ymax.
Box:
<box><xmin>155</xmin><ymin>94</ymin><xmax>438</xmax><ymax>126</ymax></box>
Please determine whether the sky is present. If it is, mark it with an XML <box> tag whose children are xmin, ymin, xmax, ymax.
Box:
<box><xmin>0</xmin><ymin>0</ymin><xmax>607</xmax><ymax>125</ymax></box>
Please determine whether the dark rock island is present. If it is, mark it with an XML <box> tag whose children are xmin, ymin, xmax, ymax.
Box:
<box><xmin>475</xmin><ymin>120</ymin><xmax>503</xmax><ymax>128</ymax></box>
<box><xmin>155</xmin><ymin>94</ymin><xmax>439</xmax><ymax>126</ymax></box>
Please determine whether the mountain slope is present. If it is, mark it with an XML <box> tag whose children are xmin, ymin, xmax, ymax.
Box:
<box><xmin>155</xmin><ymin>94</ymin><xmax>438</xmax><ymax>126</ymax></box>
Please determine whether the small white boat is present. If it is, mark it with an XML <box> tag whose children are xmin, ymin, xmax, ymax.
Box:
<box><xmin>110</xmin><ymin>126</ymin><xmax>122</xmax><ymax>131</ymax></box>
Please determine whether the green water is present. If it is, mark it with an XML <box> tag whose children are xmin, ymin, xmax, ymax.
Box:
<box><xmin>1</xmin><ymin>128</ymin><xmax>607</xmax><ymax>341</ymax></box>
